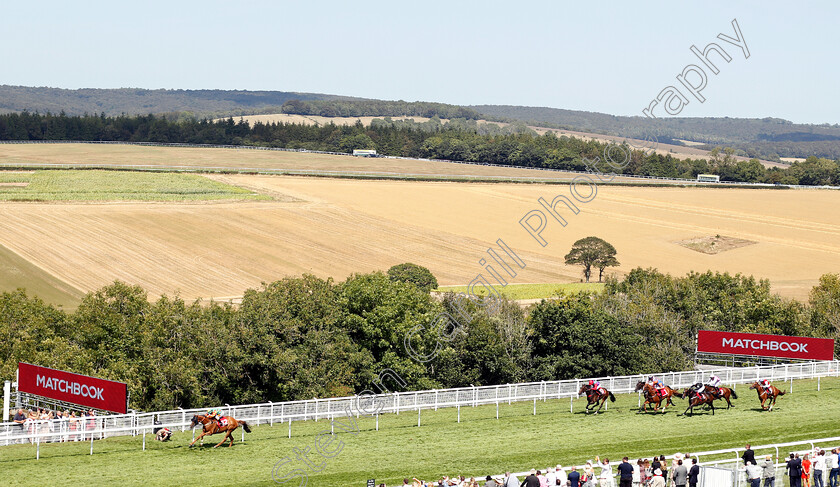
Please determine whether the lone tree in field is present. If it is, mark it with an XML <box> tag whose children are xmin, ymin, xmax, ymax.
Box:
<box><xmin>387</xmin><ymin>263</ymin><xmax>439</xmax><ymax>292</ymax></box>
<box><xmin>564</xmin><ymin>237</ymin><xmax>620</xmax><ymax>283</ymax></box>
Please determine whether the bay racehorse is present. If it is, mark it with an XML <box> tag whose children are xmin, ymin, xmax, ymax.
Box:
<box><xmin>749</xmin><ymin>381</ymin><xmax>786</xmax><ymax>411</ymax></box>
<box><xmin>676</xmin><ymin>387</ymin><xmax>717</xmax><ymax>416</ymax></box>
<box><xmin>188</xmin><ymin>414</ymin><xmax>251</xmax><ymax>448</ymax></box>
<box><xmin>578</xmin><ymin>384</ymin><xmax>616</xmax><ymax>414</ymax></box>
<box><xmin>634</xmin><ymin>381</ymin><xmax>677</xmax><ymax>412</ymax></box>
<box><xmin>695</xmin><ymin>384</ymin><xmax>738</xmax><ymax>409</ymax></box>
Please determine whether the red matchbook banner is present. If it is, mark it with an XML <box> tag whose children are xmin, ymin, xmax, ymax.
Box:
<box><xmin>17</xmin><ymin>363</ymin><xmax>128</xmax><ymax>414</ymax></box>
<box><xmin>697</xmin><ymin>330</ymin><xmax>835</xmax><ymax>361</ymax></box>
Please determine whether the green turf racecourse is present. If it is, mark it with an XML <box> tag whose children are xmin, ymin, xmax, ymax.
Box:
<box><xmin>3</xmin><ymin>377</ymin><xmax>840</xmax><ymax>487</ymax></box>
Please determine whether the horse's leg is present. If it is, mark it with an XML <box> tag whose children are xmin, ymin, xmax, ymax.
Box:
<box><xmin>227</xmin><ymin>428</ymin><xmax>236</xmax><ymax>447</ymax></box>
<box><xmin>710</xmin><ymin>400</ymin><xmax>715</xmax><ymax>415</ymax></box>
<box><xmin>190</xmin><ymin>430</ymin><xmax>206</xmax><ymax>447</ymax></box>
<box><xmin>214</xmin><ymin>430</ymin><xmax>230</xmax><ymax>448</ymax></box>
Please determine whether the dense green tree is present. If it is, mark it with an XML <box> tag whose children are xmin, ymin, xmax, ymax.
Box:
<box><xmin>386</xmin><ymin>263</ymin><xmax>439</xmax><ymax>292</ymax></box>
<box><xmin>564</xmin><ymin>237</ymin><xmax>620</xmax><ymax>282</ymax></box>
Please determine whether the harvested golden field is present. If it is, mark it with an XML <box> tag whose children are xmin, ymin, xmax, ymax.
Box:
<box><xmin>0</xmin><ymin>142</ymin><xmax>607</xmax><ymax>181</ymax></box>
<box><xmin>0</xmin><ymin>170</ymin><xmax>836</xmax><ymax>305</ymax></box>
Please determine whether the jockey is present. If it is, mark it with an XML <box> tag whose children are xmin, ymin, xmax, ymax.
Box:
<box><xmin>156</xmin><ymin>427</ymin><xmax>172</xmax><ymax>441</ymax></box>
<box><xmin>588</xmin><ymin>379</ymin><xmax>602</xmax><ymax>392</ymax></box>
<box><xmin>207</xmin><ymin>408</ymin><xmax>224</xmax><ymax>427</ymax></box>
<box><xmin>759</xmin><ymin>379</ymin><xmax>772</xmax><ymax>394</ymax></box>
<box><xmin>648</xmin><ymin>376</ymin><xmax>666</xmax><ymax>397</ymax></box>
<box><xmin>707</xmin><ymin>375</ymin><xmax>722</xmax><ymax>397</ymax></box>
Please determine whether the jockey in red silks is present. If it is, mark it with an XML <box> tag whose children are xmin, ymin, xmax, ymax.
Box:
<box><xmin>588</xmin><ymin>379</ymin><xmax>603</xmax><ymax>393</ymax></box>
<box><xmin>759</xmin><ymin>378</ymin><xmax>772</xmax><ymax>395</ymax></box>
<box><xmin>648</xmin><ymin>375</ymin><xmax>667</xmax><ymax>397</ymax></box>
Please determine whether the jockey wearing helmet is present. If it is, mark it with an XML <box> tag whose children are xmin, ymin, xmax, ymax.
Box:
<box><xmin>759</xmin><ymin>379</ymin><xmax>772</xmax><ymax>394</ymax></box>
<box><xmin>707</xmin><ymin>375</ymin><xmax>722</xmax><ymax>396</ymax></box>
<box><xmin>207</xmin><ymin>408</ymin><xmax>223</xmax><ymax>427</ymax></box>
<box><xmin>588</xmin><ymin>379</ymin><xmax>602</xmax><ymax>392</ymax></box>
<box><xmin>648</xmin><ymin>376</ymin><xmax>666</xmax><ymax>397</ymax></box>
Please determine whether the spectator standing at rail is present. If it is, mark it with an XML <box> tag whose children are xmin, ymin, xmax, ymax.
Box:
<box><xmin>763</xmin><ymin>455</ymin><xmax>776</xmax><ymax>487</ymax></box>
<box><xmin>633</xmin><ymin>459</ymin><xmax>642</xmax><ymax>487</ymax></box>
<box><xmin>673</xmin><ymin>460</ymin><xmax>688</xmax><ymax>487</ymax></box>
<box><xmin>803</xmin><ymin>454</ymin><xmax>812</xmax><ymax>487</ymax></box>
<box><xmin>545</xmin><ymin>467</ymin><xmax>556</xmax><ymax>486</ymax></box>
<box><xmin>618</xmin><ymin>457</ymin><xmax>635</xmax><ymax>487</ymax></box>
<box><xmin>813</xmin><ymin>451</ymin><xmax>826</xmax><ymax>487</ymax></box>
<box><xmin>747</xmin><ymin>462</ymin><xmax>763</xmax><ymax>487</ymax></box>
<box><xmin>829</xmin><ymin>449</ymin><xmax>840</xmax><ymax>487</ymax></box>
<box><xmin>569</xmin><ymin>467</ymin><xmax>581</xmax><ymax>487</ymax></box>
<box><xmin>789</xmin><ymin>454</ymin><xmax>803</xmax><ymax>487</ymax></box>
<box><xmin>521</xmin><ymin>470</ymin><xmax>540</xmax><ymax>487</ymax></box>
<box><xmin>744</xmin><ymin>445</ymin><xmax>757</xmax><ymax>468</ymax></box>
<box><xmin>689</xmin><ymin>459</ymin><xmax>700</xmax><ymax>487</ymax></box>
<box><xmin>596</xmin><ymin>456</ymin><xmax>615</xmax><ymax>487</ymax></box>
<box><xmin>558</xmin><ymin>466</ymin><xmax>568</xmax><ymax>487</ymax></box>
<box><xmin>503</xmin><ymin>472</ymin><xmax>519</xmax><ymax>487</ymax></box>
<box><xmin>640</xmin><ymin>460</ymin><xmax>650</xmax><ymax>487</ymax></box>
<box><xmin>651</xmin><ymin>470</ymin><xmax>666</xmax><ymax>487</ymax></box>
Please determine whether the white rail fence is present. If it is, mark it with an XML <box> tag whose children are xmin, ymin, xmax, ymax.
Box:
<box><xmin>2</xmin><ymin>361</ymin><xmax>839</xmax><ymax>457</ymax></box>
<box><xmin>1</xmin><ymin>139</ymin><xmax>837</xmax><ymax>189</ymax></box>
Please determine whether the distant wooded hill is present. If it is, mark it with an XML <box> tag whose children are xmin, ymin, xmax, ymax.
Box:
<box><xmin>471</xmin><ymin>105</ymin><xmax>840</xmax><ymax>161</ymax></box>
<box><xmin>0</xmin><ymin>85</ymin><xmax>355</xmax><ymax>118</ymax></box>
<box><xmin>1</xmin><ymin>85</ymin><xmax>838</xmax><ymax>160</ymax></box>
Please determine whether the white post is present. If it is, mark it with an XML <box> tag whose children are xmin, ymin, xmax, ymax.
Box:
<box><xmin>375</xmin><ymin>414</ymin><xmax>379</xmax><ymax>431</ymax></box>
<box><xmin>818</xmin><ymin>376</ymin><xmax>821</xmax><ymax>391</ymax></box>
<box><xmin>533</xmin><ymin>397</ymin><xmax>536</xmax><ymax>416</ymax></box>
<box><xmin>241</xmin><ymin>427</ymin><xmax>244</xmax><ymax>443</ymax></box>
<box><xmin>396</xmin><ymin>393</ymin><xmax>400</xmax><ymax>415</ymax></box>
<box><xmin>457</xmin><ymin>405</ymin><xmax>460</xmax><ymax>423</ymax></box>
<box><xmin>90</xmin><ymin>435</ymin><xmax>94</xmax><ymax>455</ymax></box>
<box><xmin>288</xmin><ymin>418</ymin><xmax>291</xmax><ymax>438</ymax></box>
<box><xmin>570</xmin><ymin>395</ymin><xmax>573</xmax><ymax>413</ymax></box>
<box><xmin>417</xmin><ymin>408</ymin><xmax>421</xmax><ymax>427</ymax></box>
<box><xmin>2</xmin><ymin>381</ymin><xmax>10</xmax><ymax>422</ymax></box>
<box><xmin>143</xmin><ymin>430</ymin><xmax>146</xmax><ymax>451</ymax></box>
<box><xmin>179</xmin><ymin>408</ymin><xmax>185</xmax><ymax>432</ymax></box>
<box><xmin>496</xmin><ymin>401</ymin><xmax>499</xmax><ymax>420</ymax></box>
<box><xmin>269</xmin><ymin>402</ymin><xmax>273</xmax><ymax>426</ymax></box>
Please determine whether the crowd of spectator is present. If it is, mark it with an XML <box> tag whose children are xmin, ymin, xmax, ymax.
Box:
<box><xmin>7</xmin><ymin>407</ymin><xmax>99</xmax><ymax>443</ymax></box>
<box><xmin>384</xmin><ymin>452</ymin><xmax>701</xmax><ymax>487</ymax></box>
<box><xmin>383</xmin><ymin>445</ymin><xmax>840</xmax><ymax>487</ymax></box>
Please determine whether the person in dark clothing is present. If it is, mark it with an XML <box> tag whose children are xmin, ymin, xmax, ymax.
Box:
<box><xmin>569</xmin><ymin>467</ymin><xmax>581</xmax><ymax>487</ymax></box>
<box><xmin>618</xmin><ymin>457</ymin><xmax>635</xmax><ymax>487</ymax></box>
<box><xmin>744</xmin><ymin>445</ymin><xmax>757</xmax><ymax>467</ymax></box>
<box><xmin>689</xmin><ymin>458</ymin><xmax>701</xmax><ymax>487</ymax></box>
<box><xmin>521</xmin><ymin>472</ymin><xmax>541</xmax><ymax>487</ymax></box>
<box><xmin>789</xmin><ymin>454</ymin><xmax>804</xmax><ymax>487</ymax></box>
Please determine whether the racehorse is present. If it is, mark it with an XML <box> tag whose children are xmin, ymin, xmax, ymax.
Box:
<box><xmin>676</xmin><ymin>387</ymin><xmax>717</xmax><ymax>416</ymax></box>
<box><xmin>634</xmin><ymin>381</ymin><xmax>678</xmax><ymax>412</ymax></box>
<box><xmin>694</xmin><ymin>384</ymin><xmax>738</xmax><ymax>409</ymax></box>
<box><xmin>749</xmin><ymin>381</ymin><xmax>786</xmax><ymax>411</ymax></box>
<box><xmin>578</xmin><ymin>384</ymin><xmax>616</xmax><ymax>414</ymax></box>
<box><xmin>188</xmin><ymin>414</ymin><xmax>251</xmax><ymax>448</ymax></box>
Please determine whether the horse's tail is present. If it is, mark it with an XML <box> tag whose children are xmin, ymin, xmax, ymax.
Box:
<box><xmin>608</xmin><ymin>391</ymin><xmax>616</xmax><ymax>402</ymax></box>
<box><xmin>730</xmin><ymin>388</ymin><xmax>738</xmax><ymax>399</ymax></box>
<box><xmin>240</xmin><ymin>420</ymin><xmax>252</xmax><ymax>433</ymax></box>
<box><xmin>778</xmin><ymin>389</ymin><xmax>786</xmax><ymax>396</ymax></box>
<box><xmin>673</xmin><ymin>391</ymin><xmax>683</xmax><ymax>399</ymax></box>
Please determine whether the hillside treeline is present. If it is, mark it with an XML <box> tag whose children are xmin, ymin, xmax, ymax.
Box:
<box><xmin>2</xmin><ymin>268</ymin><xmax>838</xmax><ymax>412</ymax></box>
<box><xmin>473</xmin><ymin>105</ymin><xmax>840</xmax><ymax>161</ymax></box>
<box><xmin>280</xmin><ymin>99</ymin><xmax>486</xmax><ymax>120</ymax></box>
<box><xmin>1</xmin><ymin>112</ymin><xmax>839</xmax><ymax>186</ymax></box>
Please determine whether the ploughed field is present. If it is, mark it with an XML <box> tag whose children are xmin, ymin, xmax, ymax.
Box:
<box><xmin>0</xmin><ymin>145</ymin><xmax>837</xmax><ymax>307</ymax></box>
<box><xmin>2</xmin><ymin>377</ymin><xmax>839</xmax><ymax>487</ymax></box>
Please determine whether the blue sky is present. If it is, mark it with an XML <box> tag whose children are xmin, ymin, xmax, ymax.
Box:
<box><xmin>2</xmin><ymin>1</ymin><xmax>836</xmax><ymax>123</ymax></box>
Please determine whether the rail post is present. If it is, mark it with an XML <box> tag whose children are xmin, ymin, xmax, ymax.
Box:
<box><xmin>457</xmin><ymin>405</ymin><xmax>460</xmax><ymax>423</ymax></box>
<box><xmin>417</xmin><ymin>408</ymin><xmax>421</xmax><ymax>427</ymax></box>
<box><xmin>142</xmin><ymin>429</ymin><xmax>146</xmax><ymax>451</ymax></box>
<box><xmin>269</xmin><ymin>402</ymin><xmax>273</xmax><ymax>426</ymax></box>
<box><xmin>288</xmin><ymin>418</ymin><xmax>291</xmax><ymax>438</ymax></box>
<box><xmin>533</xmin><ymin>397</ymin><xmax>536</xmax><ymax>416</ymax></box>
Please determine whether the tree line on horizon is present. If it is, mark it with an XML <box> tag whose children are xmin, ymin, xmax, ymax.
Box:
<box><xmin>0</xmin><ymin>111</ymin><xmax>838</xmax><ymax>186</ymax></box>
<box><xmin>1</xmin><ymin>265</ymin><xmax>838</xmax><ymax>412</ymax></box>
